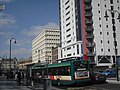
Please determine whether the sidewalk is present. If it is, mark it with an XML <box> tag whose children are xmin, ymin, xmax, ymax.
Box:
<box><xmin>106</xmin><ymin>78</ymin><xmax>120</xmax><ymax>84</ymax></box>
<box><xmin>27</xmin><ymin>83</ymin><xmax>64</xmax><ymax>90</ymax></box>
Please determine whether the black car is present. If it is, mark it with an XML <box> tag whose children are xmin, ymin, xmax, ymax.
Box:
<box><xmin>90</xmin><ymin>71</ymin><xmax>106</xmax><ymax>83</ymax></box>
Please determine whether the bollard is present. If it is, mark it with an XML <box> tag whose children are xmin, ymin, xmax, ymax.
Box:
<box><xmin>43</xmin><ymin>78</ymin><xmax>51</xmax><ymax>90</ymax></box>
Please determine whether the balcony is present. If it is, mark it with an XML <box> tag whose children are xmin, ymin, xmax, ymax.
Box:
<box><xmin>85</xmin><ymin>19</ymin><xmax>93</xmax><ymax>25</ymax></box>
<box><xmin>84</xmin><ymin>0</ymin><xmax>92</xmax><ymax>4</ymax></box>
<box><xmin>87</xmin><ymin>52</ymin><xmax>95</xmax><ymax>57</ymax></box>
<box><xmin>86</xmin><ymin>42</ymin><xmax>95</xmax><ymax>48</ymax></box>
<box><xmin>85</xmin><ymin>5</ymin><xmax>92</xmax><ymax>11</ymax></box>
<box><xmin>86</xmin><ymin>34</ymin><xmax>94</xmax><ymax>39</ymax></box>
<box><xmin>86</xmin><ymin>26</ymin><xmax>94</xmax><ymax>32</ymax></box>
<box><xmin>85</xmin><ymin>12</ymin><xmax>93</xmax><ymax>18</ymax></box>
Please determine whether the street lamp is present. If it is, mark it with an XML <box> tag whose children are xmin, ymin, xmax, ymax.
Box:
<box><xmin>0</xmin><ymin>4</ymin><xmax>5</xmax><ymax>11</ymax></box>
<box><xmin>104</xmin><ymin>9</ymin><xmax>120</xmax><ymax>81</ymax></box>
<box><xmin>9</xmin><ymin>38</ymin><xmax>17</xmax><ymax>70</ymax></box>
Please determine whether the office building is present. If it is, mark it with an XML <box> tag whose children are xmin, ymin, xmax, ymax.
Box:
<box><xmin>59</xmin><ymin>0</ymin><xmax>120</xmax><ymax>67</ymax></box>
<box><xmin>32</xmin><ymin>28</ymin><xmax>60</xmax><ymax>64</ymax></box>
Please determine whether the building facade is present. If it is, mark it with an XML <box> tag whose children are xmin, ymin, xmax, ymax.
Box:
<box><xmin>59</xmin><ymin>0</ymin><xmax>83</xmax><ymax>60</ymax></box>
<box><xmin>32</xmin><ymin>28</ymin><xmax>60</xmax><ymax>64</ymax></box>
<box><xmin>17</xmin><ymin>57</ymin><xmax>32</xmax><ymax>70</ymax></box>
<box><xmin>60</xmin><ymin>0</ymin><xmax>120</xmax><ymax>67</ymax></box>
<box><xmin>0</xmin><ymin>58</ymin><xmax>17</xmax><ymax>71</ymax></box>
<box><xmin>51</xmin><ymin>46</ymin><xmax>62</xmax><ymax>63</ymax></box>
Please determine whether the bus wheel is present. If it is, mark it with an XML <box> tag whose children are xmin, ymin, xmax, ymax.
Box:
<box><xmin>57</xmin><ymin>79</ymin><xmax>61</xmax><ymax>86</ymax></box>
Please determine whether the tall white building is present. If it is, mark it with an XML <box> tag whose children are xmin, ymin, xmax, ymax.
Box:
<box><xmin>60</xmin><ymin>0</ymin><xmax>120</xmax><ymax>67</ymax></box>
<box><xmin>59</xmin><ymin>0</ymin><xmax>83</xmax><ymax>59</ymax></box>
<box><xmin>32</xmin><ymin>28</ymin><xmax>60</xmax><ymax>64</ymax></box>
<box><xmin>91</xmin><ymin>0</ymin><xmax>120</xmax><ymax>67</ymax></box>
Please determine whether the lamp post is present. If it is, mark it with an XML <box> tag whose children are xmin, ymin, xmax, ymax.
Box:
<box><xmin>9</xmin><ymin>38</ymin><xmax>17</xmax><ymax>70</ymax></box>
<box><xmin>104</xmin><ymin>9</ymin><xmax>120</xmax><ymax>81</ymax></box>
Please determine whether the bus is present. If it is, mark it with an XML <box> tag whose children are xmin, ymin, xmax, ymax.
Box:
<box><xmin>31</xmin><ymin>60</ymin><xmax>91</xmax><ymax>85</ymax></box>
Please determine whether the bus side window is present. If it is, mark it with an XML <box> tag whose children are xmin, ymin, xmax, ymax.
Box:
<box><xmin>67</xmin><ymin>67</ymin><xmax>70</xmax><ymax>75</ymax></box>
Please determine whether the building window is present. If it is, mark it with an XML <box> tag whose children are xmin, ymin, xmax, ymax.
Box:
<box><xmin>101</xmin><ymin>48</ymin><xmax>103</xmax><ymax>52</ymax></box>
<box><xmin>101</xmin><ymin>40</ymin><xmax>102</xmax><ymax>43</ymax></box>
<box><xmin>67</xmin><ymin>34</ymin><xmax>71</xmax><ymax>38</ymax></box>
<box><xmin>105</xmin><ymin>5</ymin><xmax>106</xmax><ymax>7</ymax></box>
<box><xmin>77</xmin><ymin>44</ymin><xmax>79</xmax><ymax>54</ymax></box>
<box><xmin>108</xmin><ymin>40</ymin><xmax>110</xmax><ymax>44</ymax></box>
<box><xmin>66</xmin><ymin>28</ymin><xmax>71</xmax><ymax>32</ymax></box>
<box><xmin>66</xmin><ymin>11</ymin><xmax>70</xmax><ymax>15</ymax></box>
<box><xmin>64</xmin><ymin>55</ymin><xmax>66</xmax><ymax>57</ymax></box>
<box><xmin>99</xmin><ymin>24</ymin><xmax>101</xmax><ymax>27</ymax></box>
<box><xmin>100</xmin><ymin>32</ymin><xmax>102</xmax><ymax>35</ymax></box>
<box><xmin>117</xmin><ymin>0</ymin><xmax>119</xmax><ymax>3</ymax></box>
<box><xmin>110</xmin><ymin>0</ymin><xmax>113</xmax><ymax>4</ymax></box>
<box><xmin>65</xmin><ymin>0</ymin><xmax>69</xmax><ymax>5</ymax></box>
<box><xmin>111</xmin><ymin>6</ymin><xmax>114</xmax><ymax>10</ymax></box>
<box><xmin>65</xmin><ymin>5</ymin><xmax>70</xmax><ymax>10</ymax></box>
<box><xmin>67</xmin><ymin>54</ymin><xmax>71</xmax><ymax>56</ymax></box>
<box><xmin>66</xmin><ymin>22</ymin><xmax>70</xmax><ymax>27</ymax></box>
<box><xmin>66</xmin><ymin>17</ymin><xmax>70</xmax><ymax>21</ymax></box>
<box><xmin>73</xmin><ymin>46</ymin><xmax>75</xmax><ymax>48</ymax></box>
<box><xmin>99</xmin><ymin>17</ymin><xmax>101</xmax><ymax>20</ymax></box>
<box><xmin>98</xmin><ymin>10</ymin><xmax>100</xmax><ymax>13</ymax></box>
<box><xmin>98</xmin><ymin>3</ymin><xmax>100</xmax><ymax>6</ymax></box>
<box><xmin>106</xmin><ymin>25</ymin><xmax>108</xmax><ymax>28</ymax></box>
<box><xmin>67</xmin><ymin>47</ymin><xmax>71</xmax><ymax>50</ymax></box>
<box><xmin>108</xmin><ymin>49</ymin><xmax>110</xmax><ymax>52</ymax></box>
<box><xmin>107</xmin><ymin>32</ymin><xmax>109</xmax><ymax>35</ymax></box>
<box><xmin>67</xmin><ymin>40</ymin><xmax>71</xmax><ymax>43</ymax></box>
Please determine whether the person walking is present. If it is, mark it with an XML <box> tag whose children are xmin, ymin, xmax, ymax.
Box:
<box><xmin>17</xmin><ymin>71</ymin><xmax>21</xmax><ymax>85</ymax></box>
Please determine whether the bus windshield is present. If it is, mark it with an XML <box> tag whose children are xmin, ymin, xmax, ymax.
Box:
<box><xmin>74</xmin><ymin>61</ymin><xmax>89</xmax><ymax>79</ymax></box>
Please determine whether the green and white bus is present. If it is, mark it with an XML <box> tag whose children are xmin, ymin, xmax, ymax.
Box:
<box><xmin>32</xmin><ymin>60</ymin><xmax>91</xmax><ymax>85</ymax></box>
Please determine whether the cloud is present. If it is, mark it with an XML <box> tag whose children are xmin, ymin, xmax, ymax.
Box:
<box><xmin>0</xmin><ymin>0</ymin><xmax>15</xmax><ymax>3</ymax></box>
<box><xmin>0</xmin><ymin>31</ymin><xmax>12</xmax><ymax>36</ymax></box>
<box><xmin>20</xmin><ymin>22</ymin><xmax>59</xmax><ymax>37</ymax></box>
<box><xmin>16</xmin><ymin>39</ymin><xmax>32</xmax><ymax>46</ymax></box>
<box><xmin>0</xmin><ymin>12</ymin><xmax>16</xmax><ymax>28</ymax></box>
<box><xmin>13</xmin><ymin>48</ymin><xmax>31</xmax><ymax>56</ymax></box>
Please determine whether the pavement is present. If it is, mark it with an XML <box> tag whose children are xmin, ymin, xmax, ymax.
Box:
<box><xmin>0</xmin><ymin>75</ymin><xmax>120</xmax><ymax>90</ymax></box>
<box><xmin>0</xmin><ymin>76</ymin><xmax>64</xmax><ymax>90</ymax></box>
<box><xmin>106</xmin><ymin>77</ymin><xmax>120</xmax><ymax>84</ymax></box>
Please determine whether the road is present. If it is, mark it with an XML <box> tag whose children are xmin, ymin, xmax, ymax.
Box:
<box><xmin>0</xmin><ymin>76</ymin><xmax>31</xmax><ymax>90</ymax></box>
<box><xmin>1</xmin><ymin>75</ymin><xmax>120</xmax><ymax>90</ymax></box>
<box><xmin>54</xmin><ymin>82</ymin><xmax>120</xmax><ymax>90</ymax></box>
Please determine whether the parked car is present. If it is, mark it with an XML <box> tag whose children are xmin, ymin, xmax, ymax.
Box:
<box><xmin>90</xmin><ymin>71</ymin><xmax>106</xmax><ymax>83</ymax></box>
<box><xmin>101</xmin><ymin>69</ymin><xmax>117</xmax><ymax>78</ymax></box>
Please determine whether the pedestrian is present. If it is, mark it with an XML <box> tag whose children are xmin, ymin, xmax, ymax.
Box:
<box><xmin>17</xmin><ymin>71</ymin><xmax>21</xmax><ymax>85</ymax></box>
<box><xmin>6</xmin><ymin>70</ymin><xmax>9</xmax><ymax>80</ymax></box>
<box><xmin>15</xmin><ymin>72</ymin><xmax>17</xmax><ymax>81</ymax></box>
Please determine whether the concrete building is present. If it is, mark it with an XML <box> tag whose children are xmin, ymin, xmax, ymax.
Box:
<box><xmin>0</xmin><ymin>58</ymin><xmax>17</xmax><ymax>71</ymax></box>
<box><xmin>59</xmin><ymin>0</ymin><xmax>83</xmax><ymax>60</ymax></box>
<box><xmin>59</xmin><ymin>0</ymin><xmax>120</xmax><ymax>67</ymax></box>
<box><xmin>32</xmin><ymin>28</ymin><xmax>60</xmax><ymax>64</ymax></box>
<box><xmin>17</xmin><ymin>57</ymin><xmax>32</xmax><ymax>70</ymax></box>
<box><xmin>51</xmin><ymin>46</ymin><xmax>62</xmax><ymax>63</ymax></box>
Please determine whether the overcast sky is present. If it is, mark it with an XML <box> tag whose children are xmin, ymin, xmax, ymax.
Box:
<box><xmin>0</xmin><ymin>0</ymin><xmax>59</xmax><ymax>59</ymax></box>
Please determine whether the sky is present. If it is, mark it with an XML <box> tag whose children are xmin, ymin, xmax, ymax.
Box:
<box><xmin>0</xmin><ymin>0</ymin><xmax>59</xmax><ymax>59</ymax></box>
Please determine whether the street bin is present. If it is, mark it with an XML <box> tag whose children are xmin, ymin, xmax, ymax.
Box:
<box><xmin>43</xmin><ymin>78</ymin><xmax>51</xmax><ymax>90</ymax></box>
